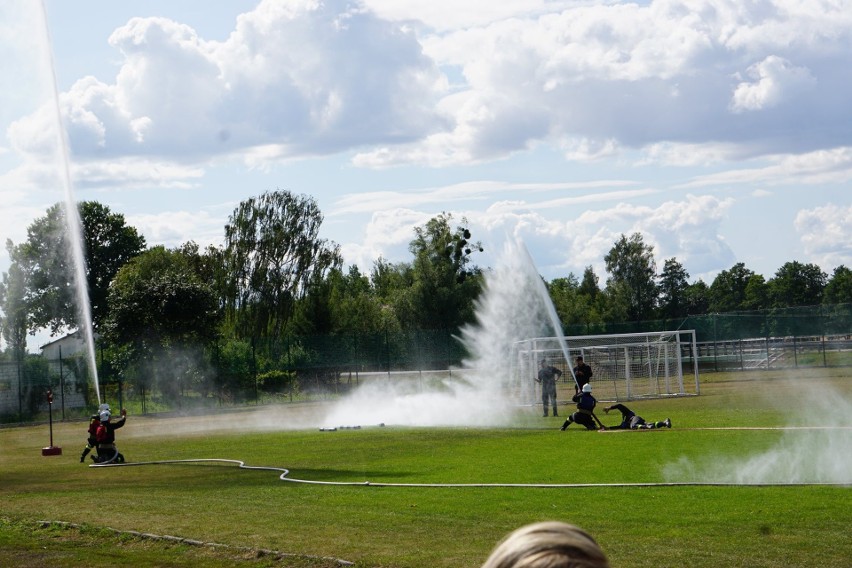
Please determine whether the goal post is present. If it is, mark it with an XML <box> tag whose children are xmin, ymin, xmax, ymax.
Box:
<box><xmin>512</xmin><ymin>330</ymin><xmax>699</xmax><ymax>403</ymax></box>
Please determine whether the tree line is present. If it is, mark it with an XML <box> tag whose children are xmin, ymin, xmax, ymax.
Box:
<box><xmin>549</xmin><ymin>232</ymin><xmax>851</xmax><ymax>328</ymax></box>
<box><xmin>1</xmin><ymin>190</ymin><xmax>850</xmax><ymax>403</ymax></box>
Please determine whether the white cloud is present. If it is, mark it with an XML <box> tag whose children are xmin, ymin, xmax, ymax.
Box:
<box><xmin>374</xmin><ymin>0</ymin><xmax>852</xmax><ymax>167</ymax></box>
<box><xmin>560</xmin><ymin>138</ymin><xmax>621</xmax><ymax>162</ymax></box>
<box><xmin>730</xmin><ymin>55</ymin><xmax>816</xmax><ymax>113</ymax></box>
<box><xmin>346</xmin><ymin>192</ymin><xmax>737</xmax><ymax>281</ymax></box>
<box><xmin>681</xmin><ymin>147</ymin><xmax>852</xmax><ymax>189</ymax></box>
<box><xmin>363</xmin><ymin>0</ymin><xmax>576</xmax><ymax>32</ymax></box>
<box><xmin>127</xmin><ymin>209</ymin><xmax>224</xmax><ymax>250</ymax></box>
<box><xmin>640</xmin><ymin>141</ymin><xmax>745</xmax><ymax>167</ymax></box>
<box><xmin>795</xmin><ymin>204</ymin><xmax>852</xmax><ymax>271</ymax></box>
<box><xmin>3</xmin><ymin>1</ymin><xmax>850</xmax><ymax>287</ymax></box>
<box><xmin>7</xmin><ymin>0</ymin><xmax>852</xmax><ymax>188</ymax></box>
<box><xmin>340</xmin><ymin>208</ymin><xmax>433</xmax><ymax>272</ymax></box>
<box><xmin>331</xmin><ymin>179</ymin><xmax>640</xmax><ymax>215</ymax></box>
<box><xmin>9</xmin><ymin>0</ymin><xmax>446</xmax><ymax>181</ymax></box>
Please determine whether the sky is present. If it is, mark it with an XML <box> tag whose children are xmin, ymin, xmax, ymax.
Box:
<box><xmin>2</xmin><ymin>0</ymin><xmax>852</xmax><ymax>350</ymax></box>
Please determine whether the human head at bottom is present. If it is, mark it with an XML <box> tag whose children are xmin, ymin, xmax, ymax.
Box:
<box><xmin>481</xmin><ymin>521</ymin><xmax>610</xmax><ymax>568</ymax></box>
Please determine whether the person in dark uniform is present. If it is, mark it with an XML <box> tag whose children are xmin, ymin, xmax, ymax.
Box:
<box><xmin>560</xmin><ymin>383</ymin><xmax>605</xmax><ymax>431</ymax></box>
<box><xmin>603</xmin><ymin>403</ymin><xmax>671</xmax><ymax>429</ymax></box>
<box><xmin>572</xmin><ymin>356</ymin><xmax>593</xmax><ymax>394</ymax></box>
<box><xmin>79</xmin><ymin>413</ymin><xmax>101</xmax><ymax>463</ymax></box>
<box><xmin>535</xmin><ymin>360</ymin><xmax>563</xmax><ymax>417</ymax></box>
<box><xmin>93</xmin><ymin>408</ymin><xmax>127</xmax><ymax>463</ymax></box>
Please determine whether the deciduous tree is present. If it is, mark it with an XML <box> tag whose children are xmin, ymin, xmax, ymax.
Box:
<box><xmin>399</xmin><ymin>213</ymin><xmax>483</xmax><ymax>330</ymax></box>
<box><xmin>683</xmin><ymin>280</ymin><xmax>710</xmax><ymax>315</ymax></box>
<box><xmin>103</xmin><ymin>246</ymin><xmax>220</xmax><ymax>347</ymax></box>
<box><xmin>102</xmin><ymin>246</ymin><xmax>220</xmax><ymax>401</ymax></box>
<box><xmin>578</xmin><ymin>266</ymin><xmax>600</xmax><ymax>300</ymax></box>
<box><xmin>709</xmin><ymin>262</ymin><xmax>755</xmax><ymax>312</ymax></box>
<box><xmin>222</xmin><ymin>190</ymin><xmax>342</xmax><ymax>340</ymax></box>
<box><xmin>823</xmin><ymin>265</ymin><xmax>852</xmax><ymax>304</ymax></box>
<box><xmin>4</xmin><ymin>201</ymin><xmax>145</xmax><ymax>336</ymax></box>
<box><xmin>0</xmin><ymin>260</ymin><xmax>29</xmax><ymax>353</ymax></box>
<box><xmin>768</xmin><ymin>261</ymin><xmax>826</xmax><ymax>307</ymax></box>
<box><xmin>603</xmin><ymin>233</ymin><xmax>657</xmax><ymax>322</ymax></box>
<box><xmin>658</xmin><ymin>258</ymin><xmax>690</xmax><ymax>319</ymax></box>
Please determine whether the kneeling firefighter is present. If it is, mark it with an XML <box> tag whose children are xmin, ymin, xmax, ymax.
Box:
<box><xmin>560</xmin><ymin>383</ymin><xmax>605</xmax><ymax>431</ymax></box>
<box><xmin>93</xmin><ymin>407</ymin><xmax>127</xmax><ymax>463</ymax></box>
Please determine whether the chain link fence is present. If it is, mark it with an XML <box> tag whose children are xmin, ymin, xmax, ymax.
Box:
<box><xmin>3</xmin><ymin>304</ymin><xmax>850</xmax><ymax>424</ymax></box>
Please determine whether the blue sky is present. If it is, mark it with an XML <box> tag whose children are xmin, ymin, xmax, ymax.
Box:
<box><xmin>2</xmin><ymin>0</ymin><xmax>851</xmax><ymax>315</ymax></box>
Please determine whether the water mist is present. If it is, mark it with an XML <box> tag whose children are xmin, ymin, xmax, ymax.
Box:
<box><xmin>663</xmin><ymin>380</ymin><xmax>852</xmax><ymax>485</ymax></box>
<box><xmin>321</xmin><ymin>238</ymin><xmax>573</xmax><ymax>428</ymax></box>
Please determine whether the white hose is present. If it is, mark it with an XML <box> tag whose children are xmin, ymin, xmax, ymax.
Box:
<box><xmin>90</xmin><ymin>458</ymin><xmax>848</xmax><ymax>487</ymax></box>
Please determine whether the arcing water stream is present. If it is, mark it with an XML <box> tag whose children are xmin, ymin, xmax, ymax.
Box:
<box><xmin>38</xmin><ymin>0</ymin><xmax>101</xmax><ymax>403</ymax></box>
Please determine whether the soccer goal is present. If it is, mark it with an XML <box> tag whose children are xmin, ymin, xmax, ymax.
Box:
<box><xmin>512</xmin><ymin>330</ymin><xmax>700</xmax><ymax>403</ymax></box>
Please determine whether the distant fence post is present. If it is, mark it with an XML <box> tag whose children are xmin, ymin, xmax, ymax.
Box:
<box><xmin>59</xmin><ymin>345</ymin><xmax>66</xmax><ymax>420</ymax></box>
<box><xmin>738</xmin><ymin>339</ymin><xmax>744</xmax><ymax>371</ymax></box>
<box><xmin>764</xmin><ymin>336</ymin><xmax>770</xmax><ymax>369</ymax></box>
<box><xmin>821</xmin><ymin>306</ymin><xmax>828</xmax><ymax>367</ymax></box>
<box><xmin>793</xmin><ymin>335</ymin><xmax>798</xmax><ymax>368</ymax></box>
<box><xmin>712</xmin><ymin>314</ymin><xmax>718</xmax><ymax>372</ymax></box>
<box><xmin>17</xmin><ymin>348</ymin><xmax>23</xmax><ymax>422</ymax></box>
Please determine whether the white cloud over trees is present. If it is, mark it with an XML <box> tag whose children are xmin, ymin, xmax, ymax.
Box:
<box><xmin>3</xmin><ymin>0</ymin><xmax>851</xmax><ymax>283</ymax></box>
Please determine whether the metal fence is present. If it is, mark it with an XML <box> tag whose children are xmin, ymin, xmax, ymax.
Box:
<box><xmin>3</xmin><ymin>304</ymin><xmax>851</xmax><ymax>424</ymax></box>
<box><xmin>563</xmin><ymin>304</ymin><xmax>852</xmax><ymax>341</ymax></box>
<box><xmin>691</xmin><ymin>334</ymin><xmax>852</xmax><ymax>373</ymax></box>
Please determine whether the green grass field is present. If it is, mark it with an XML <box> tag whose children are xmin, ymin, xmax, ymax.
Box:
<box><xmin>1</xmin><ymin>369</ymin><xmax>850</xmax><ymax>567</ymax></box>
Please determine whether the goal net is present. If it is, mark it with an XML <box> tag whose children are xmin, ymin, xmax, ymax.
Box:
<box><xmin>511</xmin><ymin>330</ymin><xmax>699</xmax><ymax>403</ymax></box>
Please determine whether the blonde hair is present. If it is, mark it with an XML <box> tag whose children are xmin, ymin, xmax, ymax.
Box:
<box><xmin>481</xmin><ymin>521</ymin><xmax>610</xmax><ymax>568</ymax></box>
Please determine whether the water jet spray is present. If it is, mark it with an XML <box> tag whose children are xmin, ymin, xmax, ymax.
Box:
<box><xmin>37</xmin><ymin>0</ymin><xmax>101</xmax><ymax>403</ymax></box>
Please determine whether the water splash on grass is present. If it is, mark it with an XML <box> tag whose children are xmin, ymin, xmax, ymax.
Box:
<box><xmin>321</xmin><ymin>238</ymin><xmax>563</xmax><ymax>428</ymax></box>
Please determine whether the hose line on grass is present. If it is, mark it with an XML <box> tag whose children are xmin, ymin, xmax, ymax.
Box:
<box><xmin>90</xmin><ymin>459</ymin><xmax>849</xmax><ymax>487</ymax></box>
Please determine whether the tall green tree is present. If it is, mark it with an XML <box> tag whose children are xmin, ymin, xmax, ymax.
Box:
<box><xmin>294</xmin><ymin>265</ymin><xmax>393</xmax><ymax>336</ymax></box>
<box><xmin>0</xmin><ymin>260</ymin><xmax>29</xmax><ymax>353</ymax></box>
<box><xmin>548</xmin><ymin>274</ymin><xmax>582</xmax><ymax>326</ymax></box>
<box><xmin>222</xmin><ymin>190</ymin><xmax>342</xmax><ymax>340</ymax></box>
<box><xmin>369</xmin><ymin>257</ymin><xmax>413</xmax><ymax>330</ymax></box>
<box><xmin>657</xmin><ymin>258</ymin><xmax>690</xmax><ymax>319</ymax></box>
<box><xmin>4</xmin><ymin>201</ymin><xmax>145</xmax><ymax>336</ymax></box>
<box><xmin>743</xmin><ymin>274</ymin><xmax>770</xmax><ymax>310</ymax></box>
<box><xmin>103</xmin><ymin>246</ymin><xmax>220</xmax><ymax>347</ymax></box>
<box><xmin>823</xmin><ymin>265</ymin><xmax>852</xmax><ymax>304</ymax></box>
<box><xmin>102</xmin><ymin>246</ymin><xmax>220</xmax><ymax>399</ymax></box>
<box><xmin>399</xmin><ymin>213</ymin><xmax>483</xmax><ymax>330</ymax></box>
<box><xmin>598</xmin><ymin>282</ymin><xmax>630</xmax><ymax>323</ymax></box>
<box><xmin>80</xmin><ymin>202</ymin><xmax>148</xmax><ymax>329</ymax></box>
<box><xmin>603</xmin><ymin>233</ymin><xmax>657</xmax><ymax>322</ymax></box>
<box><xmin>329</xmin><ymin>265</ymin><xmax>388</xmax><ymax>333</ymax></box>
<box><xmin>709</xmin><ymin>262</ymin><xmax>755</xmax><ymax>312</ymax></box>
<box><xmin>578</xmin><ymin>266</ymin><xmax>600</xmax><ymax>300</ymax></box>
<box><xmin>371</xmin><ymin>257</ymin><xmax>412</xmax><ymax>304</ymax></box>
<box><xmin>768</xmin><ymin>261</ymin><xmax>826</xmax><ymax>307</ymax></box>
<box><xmin>683</xmin><ymin>280</ymin><xmax>710</xmax><ymax>315</ymax></box>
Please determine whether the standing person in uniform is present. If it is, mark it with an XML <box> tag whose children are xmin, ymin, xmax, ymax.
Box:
<box><xmin>603</xmin><ymin>403</ymin><xmax>671</xmax><ymax>429</ymax></box>
<box><xmin>573</xmin><ymin>356</ymin><xmax>593</xmax><ymax>394</ymax></box>
<box><xmin>535</xmin><ymin>359</ymin><xmax>562</xmax><ymax>416</ymax></box>
<box><xmin>535</xmin><ymin>360</ymin><xmax>562</xmax><ymax>417</ymax></box>
<box><xmin>560</xmin><ymin>383</ymin><xmax>605</xmax><ymax>431</ymax></box>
